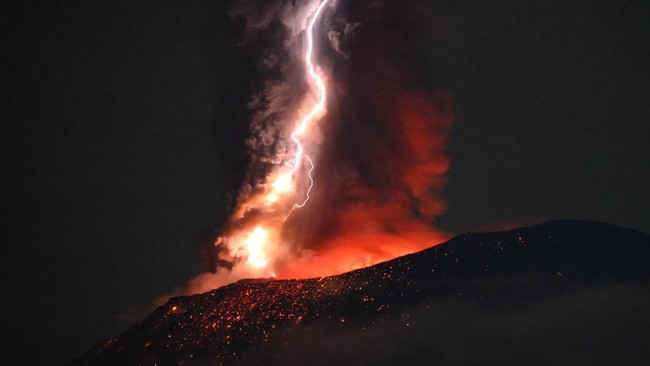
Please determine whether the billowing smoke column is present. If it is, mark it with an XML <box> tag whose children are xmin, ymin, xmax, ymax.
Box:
<box><xmin>188</xmin><ymin>0</ymin><xmax>454</xmax><ymax>293</ymax></box>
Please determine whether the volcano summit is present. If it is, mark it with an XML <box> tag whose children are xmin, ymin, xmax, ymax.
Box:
<box><xmin>71</xmin><ymin>220</ymin><xmax>650</xmax><ymax>365</ymax></box>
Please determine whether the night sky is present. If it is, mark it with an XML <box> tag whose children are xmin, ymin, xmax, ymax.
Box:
<box><xmin>3</xmin><ymin>0</ymin><xmax>649</xmax><ymax>365</ymax></box>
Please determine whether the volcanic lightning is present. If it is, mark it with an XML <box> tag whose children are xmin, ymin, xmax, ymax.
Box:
<box><xmin>216</xmin><ymin>0</ymin><xmax>333</xmax><ymax>277</ymax></box>
<box><xmin>270</xmin><ymin>0</ymin><xmax>329</xmax><ymax>215</ymax></box>
<box><xmin>183</xmin><ymin>0</ymin><xmax>455</xmax><ymax>294</ymax></box>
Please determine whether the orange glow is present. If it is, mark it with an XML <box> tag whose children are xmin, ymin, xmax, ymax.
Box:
<box><xmin>191</xmin><ymin>0</ymin><xmax>454</xmax><ymax>292</ymax></box>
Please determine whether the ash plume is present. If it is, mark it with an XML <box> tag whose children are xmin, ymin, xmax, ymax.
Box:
<box><xmin>184</xmin><ymin>0</ymin><xmax>456</xmax><ymax>293</ymax></box>
<box><xmin>277</xmin><ymin>0</ymin><xmax>454</xmax><ymax>277</ymax></box>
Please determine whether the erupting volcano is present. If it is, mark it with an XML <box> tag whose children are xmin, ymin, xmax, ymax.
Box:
<box><xmin>60</xmin><ymin>2</ymin><xmax>650</xmax><ymax>365</ymax></box>
<box><xmin>71</xmin><ymin>221</ymin><xmax>650</xmax><ymax>365</ymax></box>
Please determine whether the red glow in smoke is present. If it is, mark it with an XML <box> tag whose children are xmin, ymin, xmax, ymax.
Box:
<box><xmin>189</xmin><ymin>0</ymin><xmax>455</xmax><ymax>292</ymax></box>
<box><xmin>267</xmin><ymin>0</ymin><xmax>455</xmax><ymax>279</ymax></box>
<box><xmin>277</xmin><ymin>90</ymin><xmax>454</xmax><ymax>279</ymax></box>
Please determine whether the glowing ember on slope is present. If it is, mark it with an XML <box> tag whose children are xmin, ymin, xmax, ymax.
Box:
<box><xmin>80</xmin><ymin>222</ymin><xmax>650</xmax><ymax>365</ymax></box>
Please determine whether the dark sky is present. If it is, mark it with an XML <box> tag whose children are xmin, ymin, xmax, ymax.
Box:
<box><xmin>3</xmin><ymin>0</ymin><xmax>648</xmax><ymax>364</ymax></box>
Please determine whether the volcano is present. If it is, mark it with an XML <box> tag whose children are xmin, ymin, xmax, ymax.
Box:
<box><xmin>71</xmin><ymin>220</ymin><xmax>650</xmax><ymax>365</ymax></box>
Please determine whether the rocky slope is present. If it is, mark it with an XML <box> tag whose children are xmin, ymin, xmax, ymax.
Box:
<box><xmin>71</xmin><ymin>220</ymin><xmax>650</xmax><ymax>365</ymax></box>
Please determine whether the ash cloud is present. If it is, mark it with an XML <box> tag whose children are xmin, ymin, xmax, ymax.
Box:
<box><xmin>277</xmin><ymin>0</ymin><xmax>455</xmax><ymax>276</ymax></box>
<box><xmin>226</xmin><ymin>0</ymin><xmax>316</xmax><ymax>194</ymax></box>
<box><xmin>188</xmin><ymin>0</ymin><xmax>458</xmax><ymax>289</ymax></box>
<box><xmin>327</xmin><ymin>19</ymin><xmax>361</xmax><ymax>57</ymax></box>
<box><xmin>229</xmin><ymin>0</ymin><xmax>326</xmax><ymax>38</ymax></box>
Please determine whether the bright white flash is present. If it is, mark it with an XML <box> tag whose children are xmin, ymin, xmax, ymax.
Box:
<box><xmin>244</xmin><ymin>226</ymin><xmax>269</xmax><ymax>268</ymax></box>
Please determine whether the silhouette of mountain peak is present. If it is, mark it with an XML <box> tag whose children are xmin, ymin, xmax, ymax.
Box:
<box><xmin>71</xmin><ymin>220</ymin><xmax>650</xmax><ymax>365</ymax></box>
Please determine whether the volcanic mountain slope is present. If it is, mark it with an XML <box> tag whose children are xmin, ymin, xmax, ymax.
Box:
<box><xmin>72</xmin><ymin>220</ymin><xmax>650</xmax><ymax>365</ymax></box>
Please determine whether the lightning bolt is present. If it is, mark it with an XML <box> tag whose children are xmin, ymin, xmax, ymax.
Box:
<box><xmin>269</xmin><ymin>0</ymin><xmax>330</xmax><ymax>217</ymax></box>
<box><xmin>287</xmin><ymin>156</ymin><xmax>315</xmax><ymax>217</ymax></box>
<box><xmin>224</xmin><ymin>0</ymin><xmax>333</xmax><ymax>272</ymax></box>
